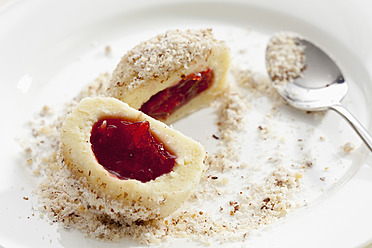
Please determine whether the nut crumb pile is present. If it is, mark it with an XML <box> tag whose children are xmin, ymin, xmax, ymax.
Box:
<box><xmin>266</xmin><ymin>32</ymin><xmax>306</xmax><ymax>85</ymax></box>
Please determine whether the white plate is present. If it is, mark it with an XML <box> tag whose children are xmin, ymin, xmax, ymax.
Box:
<box><xmin>1</xmin><ymin>0</ymin><xmax>372</xmax><ymax>247</ymax></box>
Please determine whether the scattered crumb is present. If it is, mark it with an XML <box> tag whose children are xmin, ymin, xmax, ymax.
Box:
<box><xmin>216</xmin><ymin>86</ymin><xmax>248</xmax><ymax>144</ymax></box>
<box><xmin>231</xmin><ymin>67</ymin><xmax>280</xmax><ymax>100</ymax></box>
<box><xmin>105</xmin><ymin>45</ymin><xmax>112</xmax><ymax>56</ymax></box>
<box><xmin>304</xmin><ymin>160</ymin><xmax>313</xmax><ymax>168</ymax></box>
<box><xmin>342</xmin><ymin>142</ymin><xmax>355</xmax><ymax>154</ymax></box>
<box><xmin>40</xmin><ymin>105</ymin><xmax>54</xmax><ymax>117</ymax></box>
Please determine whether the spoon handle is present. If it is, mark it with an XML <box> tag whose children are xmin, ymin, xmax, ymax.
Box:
<box><xmin>330</xmin><ymin>104</ymin><xmax>372</xmax><ymax>152</ymax></box>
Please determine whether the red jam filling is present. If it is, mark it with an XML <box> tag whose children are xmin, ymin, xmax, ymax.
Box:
<box><xmin>140</xmin><ymin>68</ymin><xmax>214</xmax><ymax>119</ymax></box>
<box><xmin>90</xmin><ymin>117</ymin><xmax>176</xmax><ymax>183</ymax></box>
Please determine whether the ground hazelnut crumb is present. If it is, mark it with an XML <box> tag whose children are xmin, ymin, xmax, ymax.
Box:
<box><xmin>105</xmin><ymin>45</ymin><xmax>112</xmax><ymax>56</ymax></box>
<box><xmin>40</xmin><ymin>105</ymin><xmax>54</xmax><ymax>117</ymax></box>
<box><xmin>342</xmin><ymin>142</ymin><xmax>355</xmax><ymax>154</ymax></box>
<box><xmin>266</xmin><ymin>32</ymin><xmax>306</xmax><ymax>85</ymax></box>
<box><xmin>305</xmin><ymin>160</ymin><xmax>313</xmax><ymax>168</ymax></box>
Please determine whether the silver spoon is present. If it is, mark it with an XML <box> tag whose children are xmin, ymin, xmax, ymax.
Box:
<box><xmin>265</xmin><ymin>32</ymin><xmax>372</xmax><ymax>152</ymax></box>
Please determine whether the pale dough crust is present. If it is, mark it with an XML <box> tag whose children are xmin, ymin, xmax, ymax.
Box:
<box><xmin>106</xmin><ymin>29</ymin><xmax>230</xmax><ymax>124</ymax></box>
<box><xmin>60</xmin><ymin>97</ymin><xmax>206</xmax><ymax>221</ymax></box>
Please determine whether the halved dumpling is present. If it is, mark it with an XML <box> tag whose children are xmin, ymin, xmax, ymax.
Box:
<box><xmin>106</xmin><ymin>29</ymin><xmax>230</xmax><ymax>124</ymax></box>
<box><xmin>60</xmin><ymin>97</ymin><xmax>206</xmax><ymax>221</ymax></box>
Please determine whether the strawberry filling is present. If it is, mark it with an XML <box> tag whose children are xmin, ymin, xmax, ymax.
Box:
<box><xmin>140</xmin><ymin>68</ymin><xmax>214</xmax><ymax>120</ymax></box>
<box><xmin>90</xmin><ymin>117</ymin><xmax>176</xmax><ymax>183</ymax></box>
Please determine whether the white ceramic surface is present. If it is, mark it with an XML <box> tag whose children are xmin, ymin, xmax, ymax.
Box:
<box><xmin>1</xmin><ymin>0</ymin><xmax>372</xmax><ymax>248</ymax></box>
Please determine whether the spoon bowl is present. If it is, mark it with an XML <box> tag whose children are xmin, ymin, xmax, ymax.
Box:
<box><xmin>274</xmin><ymin>39</ymin><xmax>348</xmax><ymax>111</ymax></box>
<box><xmin>266</xmin><ymin>32</ymin><xmax>372</xmax><ymax>152</ymax></box>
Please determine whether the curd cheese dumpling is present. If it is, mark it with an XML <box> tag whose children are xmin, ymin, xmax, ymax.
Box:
<box><xmin>106</xmin><ymin>29</ymin><xmax>230</xmax><ymax>124</ymax></box>
<box><xmin>60</xmin><ymin>97</ymin><xmax>206</xmax><ymax>221</ymax></box>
